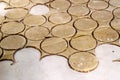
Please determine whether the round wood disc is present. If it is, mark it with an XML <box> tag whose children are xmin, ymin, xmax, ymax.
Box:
<box><xmin>113</xmin><ymin>8</ymin><xmax>120</xmax><ymax>18</ymax></box>
<box><xmin>74</xmin><ymin>18</ymin><xmax>98</xmax><ymax>31</ymax></box>
<box><xmin>111</xmin><ymin>18</ymin><xmax>120</xmax><ymax>31</ymax></box>
<box><xmin>88</xmin><ymin>0</ymin><xmax>108</xmax><ymax>10</ymax></box>
<box><xmin>23</xmin><ymin>15</ymin><xmax>46</xmax><ymax>26</ymax></box>
<box><xmin>109</xmin><ymin>0</ymin><xmax>120</xmax><ymax>7</ymax></box>
<box><xmin>49</xmin><ymin>12</ymin><xmax>71</xmax><ymax>24</ymax></box>
<box><xmin>91</xmin><ymin>10</ymin><xmax>113</xmax><ymax>22</ymax></box>
<box><xmin>50</xmin><ymin>0</ymin><xmax>70</xmax><ymax>12</ymax></box>
<box><xmin>6</xmin><ymin>8</ymin><xmax>28</xmax><ymax>19</ymax></box>
<box><xmin>93</xmin><ymin>27</ymin><xmax>119</xmax><ymax>42</ymax></box>
<box><xmin>69</xmin><ymin>52</ymin><xmax>99</xmax><ymax>72</ymax></box>
<box><xmin>1</xmin><ymin>21</ymin><xmax>25</xmax><ymax>34</ymax></box>
<box><xmin>10</xmin><ymin>0</ymin><xmax>30</xmax><ymax>7</ymax></box>
<box><xmin>68</xmin><ymin>5</ymin><xmax>90</xmax><ymax>17</ymax></box>
<box><xmin>70</xmin><ymin>0</ymin><xmax>89</xmax><ymax>4</ymax></box>
<box><xmin>51</xmin><ymin>24</ymin><xmax>76</xmax><ymax>38</ymax></box>
<box><xmin>40</xmin><ymin>37</ymin><xmax>67</xmax><ymax>54</ymax></box>
<box><xmin>70</xmin><ymin>36</ymin><xmax>97</xmax><ymax>51</ymax></box>
<box><xmin>0</xmin><ymin>35</ymin><xmax>27</xmax><ymax>50</ymax></box>
<box><xmin>30</xmin><ymin>0</ymin><xmax>49</xmax><ymax>4</ymax></box>
<box><xmin>25</xmin><ymin>26</ymin><xmax>49</xmax><ymax>41</ymax></box>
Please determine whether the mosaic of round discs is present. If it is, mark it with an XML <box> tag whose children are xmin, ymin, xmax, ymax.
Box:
<box><xmin>69</xmin><ymin>52</ymin><xmax>99</xmax><ymax>72</ymax></box>
<box><xmin>0</xmin><ymin>0</ymin><xmax>120</xmax><ymax>73</ymax></box>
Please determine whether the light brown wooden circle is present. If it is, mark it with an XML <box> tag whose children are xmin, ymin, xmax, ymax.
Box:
<box><xmin>69</xmin><ymin>52</ymin><xmax>99</xmax><ymax>72</ymax></box>
<box><xmin>70</xmin><ymin>36</ymin><xmax>97</xmax><ymax>51</ymax></box>
<box><xmin>0</xmin><ymin>35</ymin><xmax>27</xmax><ymax>50</ymax></box>
<box><xmin>30</xmin><ymin>0</ymin><xmax>49</xmax><ymax>4</ymax></box>
<box><xmin>10</xmin><ymin>0</ymin><xmax>30</xmax><ymax>7</ymax></box>
<box><xmin>93</xmin><ymin>27</ymin><xmax>119</xmax><ymax>42</ymax></box>
<box><xmin>74</xmin><ymin>18</ymin><xmax>97</xmax><ymax>31</ymax></box>
<box><xmin>70</xmin><ymin>0</ymin><xmax>89</xmax><ymax>4</ymax></box>
<box><xmin>91</xmin><ymin>10</ymin><xmax>113</xmax><ymax>22</ymax></box>
<box><xmin>68</xmin><ymin>5</ymin><xmax>90</xmax><ymax>17</ymax></box>
<box><xmin>51</xmin><ymin>24</ymin><xmax>76</xmax><ymax>38</ymax></box>
<box><xmin>41</xmin><ymin>37</ymin><xmax>68</xmax><ymax>54</ymax></box>
<box><xmin>0</xmin><ymin>16</ymin><xmax>5</xmax><ymax>24</ymax></box>
<box><xmin>23</xmin><ymin>15</ymin><xmax>46</xmax><ymax>26</ymax></box>
<box><xmin>88</xmin><ymin>0</ymin><xmax>108</xmax><ymax>10</ymax></box>
<box><xmin>1</xmin><ymin>21</ymin><xmax>25</xmax><ymax>34</ymax></box>
<box><xmin>111</xmin><ymin>18</ymin><xmax>120</xmax><ymax>31</ymax></box>
<box><xmin>109</xmin><ymin>0</ymin><xmax>120</xmax><ymax>7</ymax></box>
<box><xmin>50</xmin><ymin>0</ymin><xmax>70</xmax><ymax>12</ymax></box>
<box><xmin>25</xmin><ymin>26</ymin><xmax>49</xmax><ymax>41</ymax></box>
<box><xmin>49</xmin><ymin>12</ymin><xmax>71</xmax><ymax>24</ymax></box>
<box><xmin>113</xmin><ymin>8</ymin><xmax>120</xmax><ymax>18</ymax></box>
<box><xmin>6</xmin><ymin>8</ymin><xmax>28</xmax><ymax>19</ymax></box>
